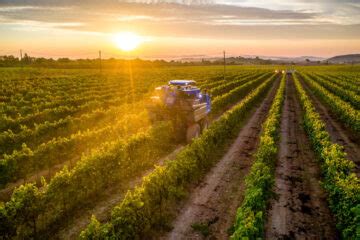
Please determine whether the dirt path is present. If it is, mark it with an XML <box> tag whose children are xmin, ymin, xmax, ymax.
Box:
<box><xmin>299</xmin><ymin>76</ymin><xmax>360</xmax><ymax>175</ymax></box>
<box><xmin>163</xmin><ymin>78</ymin><xmax>279</xmax><ymax>240</ymax></box>
<box><xmin>265</xmin><ymin>75</ymin><xmax>337</xmax><ymax>239</ymax></box>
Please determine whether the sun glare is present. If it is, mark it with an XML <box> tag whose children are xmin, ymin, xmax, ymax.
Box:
<box><xmin>113</xmin><ymin>32</ymin><xmax>143</xmax><ymax>51</ymax></box>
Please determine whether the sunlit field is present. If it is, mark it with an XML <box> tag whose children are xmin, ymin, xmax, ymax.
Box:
<box><xmin>0</xmin><ymin>63</ymin><xmax>359</xmax><ymax>239</ymax></box>
<box><xmin>1</xmin><ymin>0</ymin><xmax>360</xmax><ymax>237</ymax></box>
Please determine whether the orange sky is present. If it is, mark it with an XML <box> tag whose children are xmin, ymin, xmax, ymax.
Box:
<box><xmin>0</xmin><ymin>0</ymin><xmax>359</xmax><ymax>59</ymax></box>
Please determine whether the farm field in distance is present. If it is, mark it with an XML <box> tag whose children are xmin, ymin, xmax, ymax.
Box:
<box><xmin>0</xmin><ymin>64</ymin><xmax>359</xmax><ymax>239</ymax></box>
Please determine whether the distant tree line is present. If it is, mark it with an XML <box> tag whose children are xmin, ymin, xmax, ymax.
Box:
<box><xmin>0</xmin><ymin>54</ymin><xmax>182</xmax><ymax>68</ymax></box>
<box><xmin>0</xmin><ymin>53</ymin><xmax>286</xmax><ymax>69</ymax></box>
<box><xmin>1</xmin><ymin>54</ymin><xmax>340</xmax><ymax>68</ymax></box>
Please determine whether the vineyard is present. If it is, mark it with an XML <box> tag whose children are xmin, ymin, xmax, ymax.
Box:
<box><xmin>0</xmin><ymin>65</ymin><xmax>359</xmax><ymax>239</ymax></box>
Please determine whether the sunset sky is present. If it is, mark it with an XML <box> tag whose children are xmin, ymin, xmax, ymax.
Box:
<box><xmin>0</xmin><ymin>0</ymin><xmax>359</xmax><ymax>59</ymax></box>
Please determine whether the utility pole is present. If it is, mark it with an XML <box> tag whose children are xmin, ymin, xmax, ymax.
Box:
<box><xmin>99</xmin><ymin>50</ymin><xmax>102</xmax><ymax>73</ymax></box>
<box><xmin>20</xmin><ymin>49</ymin><xmax>23</xmax><ymax>68</ymax></box>
<box><xmin>223</xmin><ymin>50</ymin><xmax>226</xmax><ymax>80</ymax></box>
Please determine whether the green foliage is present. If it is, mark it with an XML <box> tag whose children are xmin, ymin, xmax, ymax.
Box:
<box><xmin>0</xmin><ymin>122</ymin><xmax>174</xmax><ymax>238</ymax></box>
<box><xmin>79</xmin><ymin>73</ymin><xmax>277</xmax><ymax>239</ymax></box>
<box><xmin>299</xmin><ymin>72</ymin><xmax>360</xmax><ymax>133</ymax></box>
<box><xmin>0</xmin><ymin>67</ymin><xmax>274</xmax><ymax>238</ymax></box>
<box><xmin>209</xmin><ymin>72</ymin><xmax>265</xmax><ymax>96</ymax></box>
<box><xmin>78</xmin><ymin>215</ymin><xmax>112</xmax><ymax>240</ymax></box>
<box><xmin>1</xmin><ymin>184</ymin><xmax>43</xmax><ymax>238</ymax></box>
<box><xmin>231</xmin><ymin>74</ymin><xmax>286</xmax><ymax>239</ymax></box>
<box><xmin>0</xmin><ymin>68</ymin><xmax>269</xmax><ymax>188</ymax></box>
<box><xmin>293</xmin><ymin>73</ymin><xmax>360</xmax><ymax>239</ymax></box>
<box><xmin>308</xmin><ymin>73</ymin><xmax>360</xmax><ymax>108</ymax></box>
<box><xmin>0</xmin><ymin>109</ymin><xmax>150</xmax><ymax>187</ymax></box>
<box><xmin>212</xmin><ymin>73</ymin><xmax>275</xmax><ymax>114</ymax></box>
<box><xmin>0</xmin><ymin>144</ymin><xmax>33</xmax><ymax>186</ymax></box>
<box><xmin>0</xmin><ymin>202</ymin><xmax>16</xmax><ymax>238</ymax></box>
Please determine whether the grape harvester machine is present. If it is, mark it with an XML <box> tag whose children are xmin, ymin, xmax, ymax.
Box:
<box><xmin>147</xmin><ymin>80</ymin><xmax>211</xmax><ymax>142</ymax></box>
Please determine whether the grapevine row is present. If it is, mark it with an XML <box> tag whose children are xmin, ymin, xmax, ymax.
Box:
<box><xmin>0</xmin><ymin>103</ymin><xmax>126</xmax><ymax>156</ymax></box>
<box><xmin>306</xmin><ymin>73</ymin><xmax>360</xmax><ymax>109</ymax></box>
<box><xmin>1</xmin><ymin>85</ymin><xmax>127</xmax><ymax>118</ymax></box>
<box><xmin>293</xmin><ymin>74</ymin><xmax>360</xmax><ymax>239</ymax></box>
<box><xmin>0</xmin><ymin>68</ymin><xmax>250</xmax><ymax>132</ymax></box>
<box><xmin>0</xmin><ymin>71</ymin><xmax>267</xmax><ymax>238</ymax></box>
<box><xmin>299</xmin><ymin>72</ymin><xmax>360</xmax><ymax>133</ymax></box>
<box><xmin>0</xmin><ymin>122</ymin><xmax>174</xmax><ymax>239</ymax></box>
<box><xmin>212</xmin><ymin>73</ymin><xmax>276</xmax><ymax>114</ymax></box>
<box><xmin>0</xmin><ymin>89</ymin><xmax>137</xmax><ymax>133</ymax></box>
<box><xmin>0</xmin><ymin>70</ymin><xmax>249</xmax><ymax>161</ymax></box>
<box><xmin>0</xmin><ymin>110</ymin><xmax>149</xmax><ymax>188</ymax></box>
<box><xmin>314</xmin><ymin>73</ymin><xmax>360</xmax><ymax>95</ymax></box>
<box><xmin>231</xmin><ymin>74</ymin><xmax>285</xmax><ymax>239</ymax></box>
<box><xmin>210</xmin><ymin>72</ymin><xmax>268</xmax><ymax>96</ymax></box>
<box><xmin>0</xmin><ymin>71</ymin><xmax>259</xmax><ymax>189</ymax></box>
<box><xmin>327</xmin><ymin>72</ymin><xmax>360</xmax><ymax>86</ymax></box>
<box><xmin>198</xmin><ymin>71</ymin><xmax>253</xmax><ymax>89</ymax></box>
<box><xmin>79</xmin><ymin>74</ymin><xmax>277</xmax><ymax>239</ymax></box>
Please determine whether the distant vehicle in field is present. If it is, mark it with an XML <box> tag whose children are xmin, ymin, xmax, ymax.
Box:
<box><xmin>281</xmin><ymin>69</ymin><xmax>296</xmax><ymax>75</ymax></box>
<box><xmin>286</xmin><ymin>69</ymin><xmax>296</xmax><ymax>75</ymax></box>
<box><xmin>148</xmin><ymin>80</ymin><xmax>211</xmax><ymax>142</ymax></box>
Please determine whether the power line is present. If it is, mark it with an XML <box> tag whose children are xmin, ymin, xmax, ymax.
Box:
<box><xmin>20</xmin><ymin>49</ymin><xmax>23</xmax><ymax>68</ymax></box>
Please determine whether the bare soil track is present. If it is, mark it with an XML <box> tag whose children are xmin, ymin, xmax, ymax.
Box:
<box><xmin>265</xmin><ymin>75</ymin><xmax>337</xmax><ymax>239</ymax></box>
<box><xmin>163</xmin><ymin>78</ymin><xmax>280</xmax><ymax>240</ymax></box>
<box><xmin>299</xmin><ymin>76</ymin><xmax>360</xmax><ymax>176</ymax></box>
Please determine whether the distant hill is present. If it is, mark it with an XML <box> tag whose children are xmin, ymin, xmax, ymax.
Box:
<box><xmin>168</xmin><ymin>53</ymin><xmax>360</xmax><ymax>65</ymax></box>
<box><xmin>177</xmin><ymin>54</ymin><xmax>325</xmax><ymax>64</ymax></box>
<box><xmin>244</xmin><ymin>55</ymin><xmax>325</xmax><ymax>63</ymax></box>
<box><xmin>326</xmin><ymin>54</ymin><xmax>360</xmax><ymax>63</ymax></box>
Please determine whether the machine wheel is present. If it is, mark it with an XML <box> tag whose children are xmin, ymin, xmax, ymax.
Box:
<box><xmin>200</xmin><ymin>117</ymin><xmax>209</xmax><ymax>133</ymax></box>
<box><xmin>186</xmin><ymin>123</ymin><xmax>201</xmax><ymax>143</ymax></box>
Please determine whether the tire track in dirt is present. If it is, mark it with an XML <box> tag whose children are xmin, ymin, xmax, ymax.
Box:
<box><xmin>299</xmin><ymin>76</ymin><xmax>360</xmax><ymax>175</ymax></box>
<box><xmin>163</xmin><ymin>77</ymin><xmax>280</xmax><ymax>240</ymax></box>
<box><xmin>265</xmin><ymin>75</ymin><xmax>337</xmax><ymax>239</ymax></box>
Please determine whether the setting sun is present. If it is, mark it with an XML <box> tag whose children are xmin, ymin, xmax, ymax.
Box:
<box><xmin>113</xmin><ymin>32</ymin><xmax>143</xmax><ymax>51</ymax></box>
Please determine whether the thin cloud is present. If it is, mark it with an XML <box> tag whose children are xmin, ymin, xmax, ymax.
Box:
<box><xmin>0</xmin><ymin>0</ymin><xmax>359</xmax><ymax>42</ymax></box>
<box><xmin>0</xmin><ymin>1</ymin><xmax>318</xmax><ymax>26</ymax></box>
